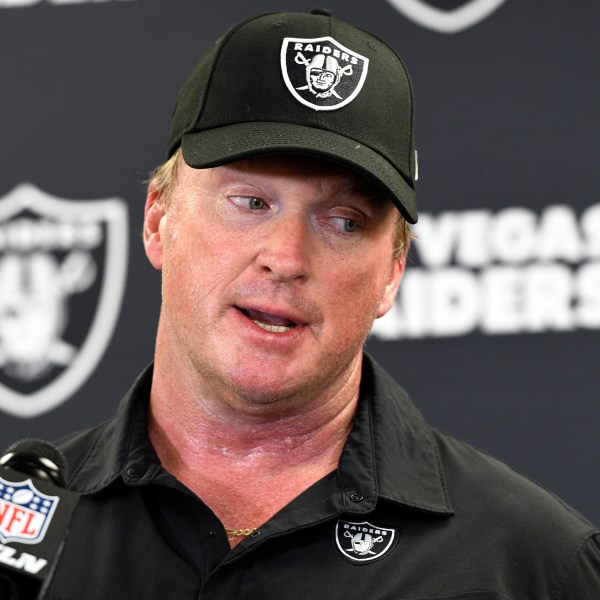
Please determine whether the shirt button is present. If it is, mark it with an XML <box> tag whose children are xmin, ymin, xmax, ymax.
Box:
<box><xmin>349</xmin><ymin>493</ymin><xmax>364</xmax><ymax>503</ymax></box>
<box><xmin>126</xmin><ymin>466</ymin><xmax>141</xmax><ymax>478</ymax></box>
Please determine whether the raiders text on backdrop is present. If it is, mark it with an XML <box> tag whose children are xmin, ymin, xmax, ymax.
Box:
<box><xmin>372</xmin><ymin>203</ymin><xmax>600</xmax><ymax>339</ymax></box>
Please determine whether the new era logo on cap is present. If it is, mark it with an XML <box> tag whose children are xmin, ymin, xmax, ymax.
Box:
<box><xmin>280</xmin><ymin>37</ymin><xmax>369</xmax><ymax>111</ymax></box>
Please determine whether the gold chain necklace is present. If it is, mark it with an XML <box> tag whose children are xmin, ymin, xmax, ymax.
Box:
<box><xmin>224</xmin><ymin>527</ymin><xmax>257</xmax><ymax>537</ymax></box>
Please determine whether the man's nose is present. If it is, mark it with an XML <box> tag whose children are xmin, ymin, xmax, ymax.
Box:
<box><xmin>257</xmin><ymin>213</ymin><xmax>311</xmax><ymax>282</ymax></box>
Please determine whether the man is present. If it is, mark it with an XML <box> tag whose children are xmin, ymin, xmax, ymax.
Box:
<box><xmin>42</xmin><ymin>9</ymin><xmax>598</xmax><ymax>599</ymax></box>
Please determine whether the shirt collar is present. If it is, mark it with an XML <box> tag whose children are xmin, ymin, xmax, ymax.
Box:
<box><xmin>66</xmin><ymin>364</ymin><xmax>160</xmax><ymax>493</ymax></box>
<box><xmin>67</xmin><ymin>355</ymin><xmax>453</xmax><ymax>516</ymax></box>
<box><xmin>356</xmin><ymin>353</ymin><xmax>453</xmax><ymax>515</ymax></box>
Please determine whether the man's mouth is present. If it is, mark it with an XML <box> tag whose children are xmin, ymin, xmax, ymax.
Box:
<box><xmin>238</xmin><ymin>307</ymin><xmax>299</xmax><ymax>333</ymax></box>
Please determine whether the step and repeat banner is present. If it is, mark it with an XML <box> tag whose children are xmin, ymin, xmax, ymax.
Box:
<box><xmin>1</xmin><ymin>0</ymin><xmax>598</xmax><ymax>524</ymax></box>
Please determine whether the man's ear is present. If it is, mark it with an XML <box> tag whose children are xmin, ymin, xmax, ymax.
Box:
<box><xmin>143</xmin><ymin>183</ymin><xmax>166</xmax><ymax>271</ymax></box>
<box><xmin>376</xmin><ymin>256</ymin><xmax>405</xmax><ymax>318</ymax></box>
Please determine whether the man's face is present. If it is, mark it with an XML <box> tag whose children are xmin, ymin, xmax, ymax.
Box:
<box><xmin>144</xmin><ymin>155</ymin><xmax>403</xmax><ymax>413</ymax></box>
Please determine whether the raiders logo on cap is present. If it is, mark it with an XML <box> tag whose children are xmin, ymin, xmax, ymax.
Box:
<box><xmin>280</xmin><ymin>36</ymin><xmax>369</xmax><ymax>111</ymax></box>
<box><xmin>334</xmin><ymin>519</ymin><xmax>398</xmax><ymax>563</ymax></box>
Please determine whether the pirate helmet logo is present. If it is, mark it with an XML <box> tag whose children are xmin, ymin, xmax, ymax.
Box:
<box><xmin>335</xmin><ymin>519</ymin><xmax>398</xmax><ymax>563</ymax></box>
<box><xmin>281</xmin><ymin>36</ymin><xmax>369</xmax><ymax>111</ymax></box>
<box><xmin>0</xmin><ymin>184</ymin><xmax>128</xmax><ymax>418</ymax></box>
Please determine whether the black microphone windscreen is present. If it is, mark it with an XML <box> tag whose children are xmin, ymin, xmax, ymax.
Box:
<box><xmin>0</xmin><ymin>438</ymin><xmax>79</xmax><ymax>597</ymax></box>
<box><xmin>1</xmin><ymin>439</ymin><xmax>68</xmax><ymax>488</ymax></box>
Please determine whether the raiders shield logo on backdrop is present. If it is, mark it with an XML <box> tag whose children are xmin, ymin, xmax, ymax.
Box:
<box><xmin>281</xmin><ymin>36</ymin><xmax>369</xmax><ymax>111</ymax></box>
<box><xmin>385</xmin><ymin>0</ymin><xmax>507</xmax><ymax>34</ymax></box>
<box><xmin>0</xmin><ymin>184</ymin><xmax>128</xmax><ymax>418</ymax></box>
<box><xmin>335</xmin><ymin>520</ymin><xmax>398</xmax><ymax>563</ymax></box>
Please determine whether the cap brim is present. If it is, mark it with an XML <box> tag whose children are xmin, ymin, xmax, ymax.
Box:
<box><xmin>181</xmin><ymin>122</ymin><xmax>417</xmax><ymax>224</ymax></box>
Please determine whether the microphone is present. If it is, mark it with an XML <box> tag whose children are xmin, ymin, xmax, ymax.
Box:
<box><xmin>0</xmin><ymin>439</ymin><xmax>79</xmax><ymax>599</ymax></box>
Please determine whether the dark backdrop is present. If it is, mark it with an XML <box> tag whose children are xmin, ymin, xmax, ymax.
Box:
<box><xmin>0</xmin><ymin>0</ymin><xmax>598</xmax><ymax>525</ymax></box>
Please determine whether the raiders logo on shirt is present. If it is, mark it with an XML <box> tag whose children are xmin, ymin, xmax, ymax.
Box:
<box><xmin>334</xmin><ymin>520</ymin><xmax>398</xmax><ymax>563</ymax></box>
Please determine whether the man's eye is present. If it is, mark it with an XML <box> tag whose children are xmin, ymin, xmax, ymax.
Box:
<box><xmin>343</xmin><ymin>219</ymin><xmax>359</xmax><ymax>233</ymax></box>
<box><xmin>332</xmin><ymin>217</ymin><xmax>360</xmax><ymax>233</ymax></box>
<box><xmin>229</xmin><ymin>196</ymin><xmax>267</xmax><ymax>210</ymax></box>
<box><xmin>248</xmin><ymin>197</ymin><xmax>266</xmax><ymax>210</ymax></box>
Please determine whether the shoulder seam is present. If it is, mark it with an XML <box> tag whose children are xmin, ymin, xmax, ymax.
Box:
<box><xmin>551</xmin><ymin>530</ymin><xmax>600</xmax><ymax>600</ymax></box>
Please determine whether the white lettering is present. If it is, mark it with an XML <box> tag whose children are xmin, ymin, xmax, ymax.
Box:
<box><xmin>292</xmin><ymin>43</ymin><xmax>358</xmax><ymax>64</ymax></box>
<box><xmin>582</xmin><ymin>205</ymin><xmax>600</xmax><ymax>257</ymax></box>
<box><xmin>0</xmin><ymin>218</ymin><xmax>102</xmax><ymax>252</ymax></box>
<box><xmin>375</xmin><ymin>203</ymin><xmax>600</xmax><ymax>339</ymax></box>
<box><xmin>0</xmin><ymin>543</ymin><xmax>47</xmax><ymax>574</ymax></box>
<box><xmin>0</xmin><ymin>544</ymin><xmax>17</xmax><ymax>566</ymax></box>
<box><xmin>480</xmin><ymin>267</ymin><xmax>522</xmax><ymax>334</ymax></box>
<box><xmin>413</xmin><ymin>212</ymin><xmax>462</xmax><ymax>267</ymax></box>
<box><xmin>372</xmin><ymin>262</ymin><xmax>600</xmax><ymax>339</ymax></box>
<box><xmin>576</xmin><ymin>261</ymin><xmax>600</xmax><ymax>328</ymax></box>
<box><xmin>430</xmin><ymin>268</ymin><xmax>479</xmax><ymax>336</ymax></box>
<box><xmin>489</xmin><ymin>207</ymin><xmax>537</xmax><ymax>264</ymax></box>
<box><xmin>456</xmin><ymin>210</ymin><xmax>492</xmax><ymax>267</ymax></box>
<box><xmin>14</xmin><ymin>552</ymin><xmax>48</xmax><ymax>575</ymax></box>
<box><xmin>523</xmin><ymin>263</ymin><xmax>574</xmax><ymax>331</ymax></box>
<box><xmin>537</xmin><ymin>205</ymin><xmax>583</xmax><ymax>263</ymax></box>
<box><xmin>413</xmin><ymin>203</ymin><xmax>599</xmax><ymax>268</ymax></box>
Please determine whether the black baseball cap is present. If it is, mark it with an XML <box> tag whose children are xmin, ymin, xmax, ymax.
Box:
<box><xmin>167</xmin><ymin>9</ymin><xmax>418</xmax><ymax>223</ymax></box>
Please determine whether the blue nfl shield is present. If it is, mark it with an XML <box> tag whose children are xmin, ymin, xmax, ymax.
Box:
<box><xmin>0</xmin><ymin>475</ymin><xmax>60</xmax><ymax>545</ymax></box>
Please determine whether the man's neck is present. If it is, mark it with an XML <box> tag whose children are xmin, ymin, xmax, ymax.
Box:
<box><xmin>147</xmin><ymin>351</ymin><xmax>362</xmax><ymax>546</ymax></box>
<box><xmin>148</xmin><ymin>379</ymin><xmax>358</xmax><ymax>472</ymax></box>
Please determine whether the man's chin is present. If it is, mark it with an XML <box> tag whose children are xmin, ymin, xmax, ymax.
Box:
<box><xmin>229</xmin><ymin>380</ymin><xmax>302</xmax><ymax>409</ymax></box>
<box><xmin>221</xmin><ymin>369</ymin><xmax>321</xmax><ymax>415</ymax></box>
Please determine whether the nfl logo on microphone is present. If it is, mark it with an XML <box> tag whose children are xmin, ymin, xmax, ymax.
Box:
<box><xmin>0</xmin><ymin>476</ymin><xmax>59</xmax><ymax>545</ymax></box>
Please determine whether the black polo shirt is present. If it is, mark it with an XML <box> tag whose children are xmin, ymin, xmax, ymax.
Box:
<box><xmin>45</xmin><ymin>354</ymin><xmax>599</xmax><ymax>599</ymax></box>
